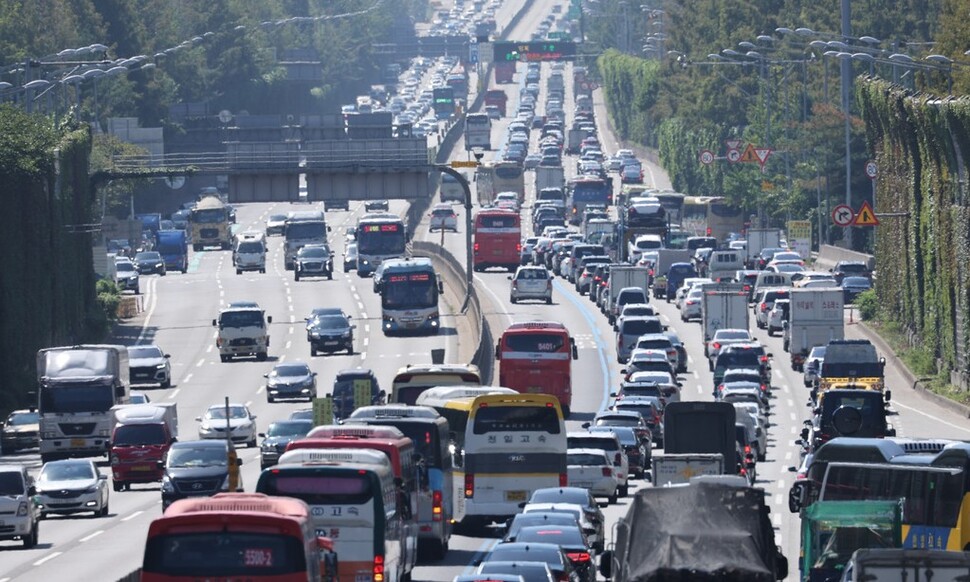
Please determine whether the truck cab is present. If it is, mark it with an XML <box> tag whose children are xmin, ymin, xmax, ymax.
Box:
<box><xmin>232</xmin><ymin>231</ymin><xmax>266</xmax><ymax>274</ymax></box>
<box><xmin>213</xmin><ymin>304</ymin><xmax>272</xmax><ymax>362</ymax></box>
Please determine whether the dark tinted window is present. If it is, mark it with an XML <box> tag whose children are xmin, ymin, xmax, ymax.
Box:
<box><xmin>710</xmin><ymin>202</ymin><xmax>742</xmax><ymax>217</ymax></box>
<box><xmin>144</xmin><ymin>533</ymin><xmax>306</xmax><ymax>576</ymax></box>
<box><xmin>473</xmin><ymin>406</ymin><xmax>562</xmax><ymax>434</ymax></box>
<box><xmin>621</xmin><ymin>319</ymin><xmax>663</xmax><ymax>336</ymax></box>
<box><xmin>567</xmin><ymin>436</ymin><xmax>619</xmax><ymax>451</ymax></box>
<box><xmin>477</xmin><ymin>215</ymin><xmax>518</xmax><ymax>228</ymax></box>
<box><xmin>504</xmin><ymin>333</ymin><xmax>566</xmax><ymax>353</ymax></box>
<box><xmin>257</xmin><ymin>471</ymin><xmax>374</xmax><ymax>505</ymax></box>
<box><xmin>113</xmin><ymin>424</ymin><xmax>167</xmax><ymax>446</ymax></box>
<box><xmin>716</xmin><ymin>352</ymin><xmax>760</xmax><ymax>368</ymax></box>
<box><xmin>0</xmin><ymin>472</ymin><xmax>24</xmax><ymax>495</ymax></box>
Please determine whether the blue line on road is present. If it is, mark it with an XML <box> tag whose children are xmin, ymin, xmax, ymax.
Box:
<box><xmin>553</xmin><ymin>279</ymin><xmax>614</xmax><ymax>413</ymax></box>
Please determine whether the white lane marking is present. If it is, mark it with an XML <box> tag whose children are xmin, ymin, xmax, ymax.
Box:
<box><xmin>353</xmin><ymin>293</ymin><xmax>360</xmax><ymax>301</ymax></box>
<box><xmin>785</xmin><ymin>451</ymin><xmax>792</xmax><ymax>460</ymax></box>
<box><xmin>686</xmin><ymin>355</ymin><xmax>693</xmax><ymax>364</ymax></box>
<box><xmin>80</xmin><ymin>530</ymin><xmax>104</xmax><ymax>543</ymax></box>
<box><xmin>245</xmin><ymin>400</ymin><xmax>252</xmax><ymax>407</ymax></box>
<box><xmin>257</xmin><ymin>386</ymin><xmax>264</xmax><ymax>394</ymax></box>
<box><xmin>196</xmin><ymin>359</ymin><xmax>205</xmax><ymax>367</ymax></box>
<box><xmin>774</xmin><ymin>368</ymin><xmax>784</xmax><ymax>378</ymax></box>
<box><xmin>364</xmin><ymin>324</ymin><xmax>371</xmax><ymax>333</ymax></box>
<box><xmin>361</xmin><ymin>352</ymin><xmax>367</xmax><ymax>361</ymax></box>
<box><xmin>121</xmin><ymin>510</ymin><xmax>143</xmax><ymax>522</ymax></box>
<box><xmin>167</xmin><ymin>389</ymin><xmax>180</xmax><ymax>400</ymax></box>
<box><xmin>206</xmin><ymin>344</ymin><xmax>213</xmax><ymax>353</ymax></box>
<box><xmin>692</xmin><ymin>371</ymin><xmax>699</xmax><ymax>379</ymax></box>
<box><xmin>891</xmin><ymin>400</ymin><xmax>970</xmax><ymax>434</ymax></box>
<box><xmin>286</xmin><ymin>341</ymin><xmax>292</xmax><ymax>349</ymax></box>
<box><xmin>774</xmin><ymin>495</ymin><xmax>783</xmax><ymax>505</ymax></box>
<box><xmin>786</xmin><ymin>399</ymin><xmax>794</xmax><ymax>408</ymax></box>
<box><xmin>790</xmin><ymin>412</ymin><xmax>796</xmax><ymax>421</ymax></box>
<box><xmin>33</xmin><ymin>552</ymin><xmax>61</xmax><ymax>566</ymax></box>
<box><xmin>772</xmin><ymin>512</ymin><xmax>781</xmax><ymax>526</ymax></box>
<box><xmin>183</xmin><ymin>373</ymin><xmax>193</xmax><ymax>384</ymax></box>
<box><xmin>361</xmin><ymin>312</ymin><xmax>368</xmax><ymax>319</ymax></box>
<box><xmin>357</xmin><ymin>302</ymin><xmax>365</xmax><ymax>310</ymax></box>
<box><xmin>363</xmin><ymin>338</ymin><xmax>369</xmax><ymax>347</ymax></box>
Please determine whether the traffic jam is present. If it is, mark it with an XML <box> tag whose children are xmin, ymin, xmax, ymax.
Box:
<box><xmin>4</xmin><ymin>1</ymin><xmax>970</xmax><ymax>582</ymax></box>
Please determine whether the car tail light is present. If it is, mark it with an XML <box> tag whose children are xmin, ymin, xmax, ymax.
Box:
<box><xmin>473</xmin><ymin>242</ymin><xmax>480</xmax><ymax>252</ymax></box>
<box><xmin>617</xmin><ymin>336</ymin><xmax>623</xmax><ymax>349</ymax></box>
<box><xmin>744</xmin><ymin>444</ymin><xmax>751</xmax><ymax>455</ymax></box>
<box><xmin>602</xmin><ymin>467</ymin><xmax>613</xmax><ymax>477</ymax></box>
<box><xmin>516</xmin><ymin>243</ymin><xmax>522</xmax><ymax>252</ymax></box>
<box><xmin>648</xmin><ymin>269</ymin><xmax>654</xmax><ymax>276</ymax></box>
<box><xmin>547</xmin><ymin>280</ymin><xmax>552</xmax><ymax>290</ymax></box>
<box><xmin>740</xmin><ymin>467</ymin><xmax>748</xmax><ymax>477</ymax></box>
<box><xmin>760</xmin><ymin>303</ymin><xmax>768</xmax><ymax>312</ymax></box>
<box><xmin>717</xmin><ymin>384</ymin><xmax>724</xmax><ymax>393</ymax></box>
<box><xmin>559</xmin><ymin>472</ymin><xmax>568</xmax><ymax>486</ymax></box>
<box><xmin>464</xmin><ymin>474</ymin><xmax>474</xmax><ymax>498</ymax></box>
<box><xmin>760</xmin><ymin>384</ymin><xmax>767</xmax><ymax>392</ymax></box>
<box><xmin>373</xmin><ymin>555</ymin><xmax>385</xmax><ymax>582</ymax></box>
<box><xmin>712</xmin><ymin>342</ymin><xmax>721</xmax><ymax>351</ymax></box>
<box><xmin>567</xmin><ymin>552</ymin><xmax>592</xmax><ymax>563</ymax></box>
<box><xmin>432</xmin><ymin>490</ymin><xmax>443</xmax><ymax>521</ymax></box>
<box><xmin>706</xmin><ymin>227</ymin><xmax>712</xmax><ymax>236</ymax></box>
<box><xmin>760</xmin><ymin>355</ymin><xmax>768</xmax><ymax>363</ymax></box>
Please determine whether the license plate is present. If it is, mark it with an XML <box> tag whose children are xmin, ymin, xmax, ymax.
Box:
<box><xmin>131</xmin><ymin>465</ymin><xmax>153</xmax><ymax>472</ymax></box>
<box><xmin>505</xmin><ymin>490</ymin><xmax>527</xmax><ymax>502</ymax></box>
<box><xmin>493</xmin><ymin>249</ymin><xmax>503</xmax><ymax>254</ymax></box>
<box><xmin>71</xmin><ymin>439</ymin><xmax>85</xmax><ymax>447</ymax></box>
<box><xmin>355</xmin><ymin>576</ymin><xmax>371</xmax><ymax>582</ymax></box>
<box><xmin>324</xmin><ymin>341</ymin><xmax>339</xmax><ymax>346</ymax></box>
<box><xmin>528</xmin><ymin>386</ymin><xmax>543</xmax><ymax>393</ymax></box>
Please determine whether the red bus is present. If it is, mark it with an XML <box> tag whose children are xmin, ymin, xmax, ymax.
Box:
<box><xmin>495</xmin><ymin>61</ymin><xmax>516</xmax><ymax>84</ymax></box>
<box><xmin>495</xmin><ymin>321</ymin><xmax>579</xmax><ymax>417</ymax></box>
<box><xmin>484</xmin><ymin>89</ymin><xmax>508</xmax><ymax>117</ymax></box>
<box><xmin>473</xmin><ymin>209</ymin><xmax>521</xmax><ymax>272</ymax></box>
<box><xmin>142</xmin><ymin>493</ymin><xmax>337</xmax><ymax>581</ymax></box>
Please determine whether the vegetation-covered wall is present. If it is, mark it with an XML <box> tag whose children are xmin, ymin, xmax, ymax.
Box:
<box><xmin>858</xmin><ymin>78</ymin><xmax>970</xmax><ymax>377</ymax></box>
<box><xmin>0</xmin><ymin>106</ymin><xmax>101</xmax><ymax>411</ymax></box>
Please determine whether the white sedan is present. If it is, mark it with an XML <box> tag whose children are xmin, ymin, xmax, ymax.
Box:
<box><xmin>566</xmin><ymin>448</ymin><xmax>620</xmax><ymax>504</ymax></box>
<box><xmin>34</xmin><ymin>459</ymin><xmax>110</xmax><ymax>518</ymax></box>
<box><xmin>429</xmin><ymin>204</ymin><xmax>458</xmax><ymax>232</ymax></box>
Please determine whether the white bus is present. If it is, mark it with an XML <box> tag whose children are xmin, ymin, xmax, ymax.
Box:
<box><xmin>256</xmin><ymin>450</ymin><xmax>412</xmax><ymax>582</ymax></box>
<box><xmin>465</xmin><ymin>113</ymin><xmax>492</xmax><ymax>151</ymax></box>
<box><xmin>379</xmin><ymin>258</ymin><xmax>442</xmax><ymax>335</ymax></box>
<box><xmin>416</xmin><ymin>390</ymin><xmax>567</xmax><ymax>532</ymax></box>
<box><xmin>355</xmin><ymin>213</ymin><xmax>407</xmax><ymax>276</ymax></box>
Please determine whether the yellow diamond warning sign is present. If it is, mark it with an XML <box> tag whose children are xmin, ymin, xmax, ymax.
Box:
<box><xmin>852</xmin><ymin>201</ymin><xmax>879</xmax><ymax>226</ymax></box>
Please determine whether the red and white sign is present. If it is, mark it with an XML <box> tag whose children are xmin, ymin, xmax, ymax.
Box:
<box><xmin>865</xmin><ymin>160</ymin><xmax>878</xmax><ymax>179</ymax></box>
<box><xmin>725</xmin><ymin>139</ymin><xmax>742</xmax><ymax>151</ymax></box>
<box><xmin>726</xmin><ymin>148</ymin><xmax>741</xmax><ymax>163</ymax></box>
<box><xmin>699</xmin><ymin>149</ymin><xmax>715</xmax><ymax>165</ymax></box>
<box><xmin>831</xmin><ymin>204</ymin><xmax>855</xmax><ymax>227</ymax></box>
<box><xmin>754</xmin><ymin>147</ymin><xmax>772</xmax><ymax>165</ymax></box>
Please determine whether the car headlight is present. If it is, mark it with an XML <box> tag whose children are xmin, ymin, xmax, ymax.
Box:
<box><xmin>111</xmin><ymin>454</ymin><xmax>121</xmax><ymax>465</ymax></box>
<box><xmin>99</xmin><ymin>428</ymin><xmax>111</xmax><ymax>437</ymax></box>
<box><xmin>310</xmin><ymin>332</ymin><xmax>321</xmax><ymax>338</ymax></box>
<box><xmin>342</xmin><ymin>331</ymin><xmax>351</xmax><ymax>337</ymax></box>
<box><xmin>17</xmin><ymin>501</ymin><xmax>28</xmax><ymax>517</ymax></box>
<box><xmin>85</xmin><ymin>484</ymin><xmax>99</xmax><ymax>494</ymax></box>
<box><xmin>199</xmin><ymin>424</ymin><xmax>213</xmax><ymax>434</ymax></box>
<box><xmin>261</xmin><ymin>441</ymin><xmax>274</xmax><ymax>451</ymax></box>
<box><xmin>161</xmin><ymin>476</ymin><xmax>174</xmax><ymax>493</ymax></box>
<box><xmin>156</xmin><ymin>363</ymin><xmax>167</xmax><ymax>369</ymax></box>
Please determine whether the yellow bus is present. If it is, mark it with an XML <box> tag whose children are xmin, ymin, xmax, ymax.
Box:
<box><xmin>390</xmin><ymin>364</ymin><xmax>482</xmax><ymax>405</ymax></box>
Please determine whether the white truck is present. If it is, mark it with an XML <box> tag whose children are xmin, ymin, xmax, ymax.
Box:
<box><xmin>37</xmin><ymin>345</ymin><xmax>131</xmax><ymax>464</ymax></box>
<box><xmin>651</xmin><ymin>249</ymin><xmax>692</xmax><ymax>298</ymax></box>
<box><xmin>701</xmin><ymin>282</ymin><xmax>750</xmax><ymax>344</ymax></box>
<box><xmin>535</xmin><ymin>165</ymin><xmax>565</xmax><ymax>194</ymax></box>
<box><xmin>783</xmin><ymin>287</ymin><xmax>844</xmax><ymax>371</ymax></box>
<box><xmin>214</xmin><ymin>303</ymin><xmax>273</xmax><ymax>362</ymax></box>
<box><xmin>744</xmin><ymin>228</ymin><xmax>782</xmax><ymax>267</ymax></box>
<box><xmin>607</xmin><ymin>266</ymin><xmax>651</xmax><ymax>322</ymax></box>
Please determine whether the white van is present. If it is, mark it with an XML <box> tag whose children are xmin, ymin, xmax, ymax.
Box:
<box><xmin>753</xmin><ymin>272</ymin><xmax>793</xmax><ymax>297</ymax></box>
<box><xmin>233</xmin><ymin>232</ymin><xmax>266</xmax><ymax>274</ymax></box>
<box><xmin>0</xmin><ymin>465</ymin><xmax>39</xmax><ymax>547</ymax></box>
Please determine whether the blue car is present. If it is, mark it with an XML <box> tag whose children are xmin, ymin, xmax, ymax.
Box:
<box><xmin>665</xmin><ymin>262</ymin><xmax>698</xmax><ymax>301</ymax></box>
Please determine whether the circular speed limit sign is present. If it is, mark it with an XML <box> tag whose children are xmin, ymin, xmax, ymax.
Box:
<box><xmin>865</xmin><ymin>160</ymin><xmax>878</xmax><ymax>179</ymax></box>
<box><xmin>698</xmin><ymin>149</ymin><xmax>715</xmax><ymax>165</ymax></box>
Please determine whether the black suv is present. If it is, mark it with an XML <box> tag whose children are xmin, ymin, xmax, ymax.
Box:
<box><xmin>306</xmin><ymin>309</ymin><xmax>355</xmax><ymax>356</ymax></box>
<box><xmin>713</xmin><ymin>343</ymin><xmax>772</xmax><ymax>388</ymax></box>
<box><xmin>161</xmin><ymin>440</ymin><xmax>241</xmax><ymax>510</ymax></box>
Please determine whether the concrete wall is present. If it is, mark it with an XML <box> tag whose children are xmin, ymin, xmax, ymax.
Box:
<box><xmin>814</xmin><ymin>244</ymin><xmax>875</xmax><ymax>272</ymax></box>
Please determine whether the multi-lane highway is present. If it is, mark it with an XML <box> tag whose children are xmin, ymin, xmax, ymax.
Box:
<box><xmin>1</xmin><ymin>1</ymin><xmax>970</xmax><ymax>581</ymax></box>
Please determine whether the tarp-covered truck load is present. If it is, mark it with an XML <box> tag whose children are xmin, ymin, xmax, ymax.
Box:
<box><xmin>601</xmin><ymin>480</ymin><xmax>788</xmax><ymax>581</ymax></box>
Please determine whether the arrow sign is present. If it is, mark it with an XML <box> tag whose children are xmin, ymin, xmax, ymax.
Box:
<box><xmin>832</xmin><ymin>204</ymin><xmax>855</xmax><ymax>227</ymax></box>
<box><xmin>853</xmin><ymin>200</ymin><xmax>880</xmax><ymax>226</ymax></box>
<box><xmin>726</xmin><ymin>148</ymin><xmax>741</xmax><ymax>163</ymax></box>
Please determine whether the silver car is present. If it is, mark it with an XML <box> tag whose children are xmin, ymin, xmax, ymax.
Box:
<box><xmin>34</xmin><ymin>459</ymin><xmax>110</xmax><ymax>518</ymax></box>
<box><xmin>509</xmin><ymin>266</ymin><xmax>552</xmax><ymax>304</ymax></box>
<box><xmin>196</xmin><ymin>403</ymin><xmax>258</xmax><ymax>447</ymax></box>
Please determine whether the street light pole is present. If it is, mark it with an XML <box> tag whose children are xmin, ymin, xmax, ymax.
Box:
<box><xmin>840</xmin><ymin>0</ymin><xmax>854</xmax><ymax>249</ymax></box>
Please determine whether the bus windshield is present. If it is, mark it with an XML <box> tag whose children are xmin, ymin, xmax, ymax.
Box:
<box><xmin>504</xmin><ymin>333</ymin><xmax>566</xmax><ymax>353</ymax></box>
<box><xmin>477</xmin><ymin>214</ymin><xmax>517</xmax><ymax>229</ymax></box>
<box><xmin>572</xmin><ymin>182</ymin><xmax>608</xmax><ymax>201</ymax></box>
<box><xmin>285</xmin><ymin>222</ymin><xmax>326</xmax><ymax>240</ymax></box>
<box><xmin>382</xmin><ymin>273</ymin><xmax>437</xmax><ymax>310</ymax></box>
<box><xmin>358</xmin><ymin>224</ymin><xmax>406</xmax><ymax>254</ymax></box>
<box><xmin>40</xmin><ymin>383</ymin><xmax>114</xmax><ymax>414</ymax></box>
<box><xmin>261</xmin><ymin>473</ymin><xmax>373</xmax><ymax>505</ymax></box>
<box><xmin>144</xmin><ymin>532</ymin><xmax>306</xmax><ymax>577</ymax></box>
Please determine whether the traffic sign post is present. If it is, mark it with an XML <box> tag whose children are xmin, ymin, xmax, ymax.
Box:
<box><xmin>832</xmin><ymin>204</ymin><xmax>855</xmax><ymax>227</ymax></box>
<box><xmin>865</xmin><ymin>160</ymin><xmax>878</xmax><ymax>180</ymax></box>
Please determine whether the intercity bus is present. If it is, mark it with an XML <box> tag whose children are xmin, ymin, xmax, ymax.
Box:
<box><xmin>789</xmin><ymin>437</ymin><xmax>970</xmax><ymax>551</ymax></box>
<box><xmin>465</xmin><ymin>113</ymin><xmax>492</xmax><ymax>151</ymax></box>
<box><xmin>418</xmin><ymin>390</ymin><xmax>567</xmax><ymax>532</ymax></box>
<box><xmin>390</xmin><ymin>363</ymin><xmax>482</xmax><ymax>405</ymax></box>
<box><xmin>355</xmin><ymin>213</ymin><xmax>407</xmax><ymax>276</ymax></box>
<box><xmin>345</xmin><ymin>404</ymin><xmax>454</xmax><ymax>559</ymax></box>
<box><xmin>566</xmin><ymin>175</ymin><xmax>612</xmax><ymax>225</ymax></box>
<box><xmin>379</xmin><ymin>258</ymin><xmax>442</xmax><ymax>335</ymax></box>
<box><xmin>682</xmin><ymin>195</ymin><xmax>746</xmax><ymax>243</ymax></box>
<box><xmin>414</xmin><ymin>386</ymin><xmax>518</xmax><ymax>450</ymax></box>
<box><xmin>473</xmin><ymin>208</ymin><xmax>521</xmax><ymax>272</ymax></box>
<box><xmin>496</xmin><ymin>321</ymin><xmax>579</xmax><ymax>417</ymax></box>
<box><xmin>475</xmin><ymin>161</ymin><xmax>525</xmax><ymax>206</ymax></box>
<box><xmin>142</xmin><ymin>492</ymin><xmax>334</xmax><ymax>581</ymax></box>
<box><xmin>257</xmin><ymin>452</ymin><xmax>409</xmax><ymax>582</ymax></box>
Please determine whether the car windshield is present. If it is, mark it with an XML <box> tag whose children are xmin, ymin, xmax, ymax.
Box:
<box><xmin>843</xmin><ymin>277</ymin><xmax>871</xmax><ymax>286</ymax></box>
<box><xmin>128</xmin><ymin>346</ymin><xmax>163</xmax><ymax>359</ymax></box>
<box><xmin>168</xmin><ymin>447</ymin><xmax>227</xmax><ymax>468</ymax></box>
<box><xmin>530</xmin><ymin>489</ymin><xmax>587</xmax><ymax>506</ymax></box>
<box><xmin>516</xmin><ymin>269</ymin><xmax>548</xmax><ymax>280</ymax></box>
<box><xmin>269</xmin><ymin>214</ymin><xmax>287</xmax><ymax>223</ymax></box>
<box><xmin>7</xmin><ymin>411</ymin><xmax>38</xmax><ymax>425</ymax></box>
<box><xmin>724</xmin><ymin>371</ymin><xmax>762</xmax><ymax>383</ymax></box>
<box><xmin>40</xmin><ymin>462</ymin><xmax>94</xmax><ymax>482</ymax></box>
<box><xmin>0</xmin><ymin>472</ymin><xmax>24</xmax><ymax>495</ymax></box>
<box><xmin>568</xmin><ymin>453</ymin><xmax>608</xmax><ymax>466</ymax></box>
<box><xmin>237</xmin><ymin>241</ymin><xmax>263</xmax><ymax>253</ymax></box>
<box><xmin>267</xmin><ymin>421</ymin><xmax>312</xmax><ymax>437</ymax></box>
<box><xmin>312</xmin><ymin>316</ymin><xmax>349</xmax><ymax>330</ymax></box>
<box><xmin>205</xmin><ymin>406</ymin><xmax>248</xmax><ymax>420</ymax></box>
<box><xmin>714</xmin><ymin>330</ymin><xmax>751</xmax><ymax>340</ymax></box>
<box><xmin>485</xmin><ymin>545</ymin><xmax>563</xmax><ymax>566</ymax></box>
<box><xmin>219</xmin><ymin>311</ymin><xmax>263</xmax><ymax>327</ymax></box>
<box><xmin>621</xmin><ymin>319</ymin><xmax>662</xmax><ymax>335</ymax></box>
<box><xmin>272</xmin><ymin>364</ymin><xmax>311</xmax><ymax>377</ymax></box>
<box><xmin>116</xmin><ymin>262</ymin><xmax>136</xmax><ymax>274</ymax></box>
<box><xmin>299</xmin><ymin>247</ymin><xmax>330</xmax><ymax>258</ymax></box>
<box><xmin>628</xmin><ymin>371</ymin><xmax>673</xmax><ymax>384</ymax></box>
<box><xmin>135</xmin><ymin>252</ymin><xmax>161</xmax><ymax>261</ymax></box>
<box><xmin>515</xmin><ymin>526</ymin><xmax>585</xmax><ymax>548</ymax></box>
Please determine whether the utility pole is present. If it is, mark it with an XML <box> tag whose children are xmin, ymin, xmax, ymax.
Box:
<box><xmin>841</xmin><ymin>0</ymin><xmax>854</xmax><ymax>249</ymax></box>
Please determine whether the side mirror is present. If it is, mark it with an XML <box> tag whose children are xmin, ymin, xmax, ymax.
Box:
<box><xmin>495</xmin><ymin>344</ymin><xmax>502</xmax><ymax>360</ymax></box>
<box><xmin>507</xmin><ymin>275</ymin><xmax>513</xmax><ymax>280</ymax></box>
<box><xmin>789</xmin><ymin>481</ymin><xmax>808</xmax><ymax>513</ymax></box>
<box><xmin>571</xmin><ymin>338</ymin><xmax>578</xmax><ymax>360</ymax></box>
<box><xmin>236</xmin><ymin>458</ymin><xmax>243</xmax><ymax>466</ymax></box>
<box><xmin>438</xmin><ymin>281</ymin><xmax>444</xmax><ymax>294</ymax></box>
<box><xmin>599</xmin><ymin>551</ymin><xmax>613</xmax><ymax>579</ymax></box>
<box><xmin>263</xmin><ymin>373</ymin><xmax>269</xmax><ymax>379</ymax></box>
<box><xmin>195</xmin><ymin>416</ymin><xmax>202</xmax><ymax>422</ymax></box>
<box><xmin>28</xmin><ymin>485</ymin><xmax>36</xmax><ymax>496</ymax></box>
<box><xmin>156</xmin><ymin>461</ymin><xmax>165</xmax><ymax>471</ymax></box>
<box><xmin>258</xmin><ymin>433</ymin><xmax>266</xmax><ymax>438</ymax></box>
<box><xmin>267</xmin><ymin>316</ymin><xmax>273</xmax><ymax>324</ymax></box>
<box><xmin>212</xmin><ymin>319</ymin><xmax>217</xmax><ymax>327</ymax></box>
<box><xmin>99</xmin><ymin>474</ymin><xmax>108</xmax><ymax>480</ymax></box>
<box><xmin>800</xmin><ymin>428</ymin><xmax>809</xmax><ymax>440</ymax></box>
<box><xmin>581</xmin><ymin>422</ymin><xmax>591</xmax><ymax>429</ymax></box>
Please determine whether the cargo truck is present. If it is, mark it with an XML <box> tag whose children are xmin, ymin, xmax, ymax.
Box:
<box><xmin>566</xmin><ymin>127</ymin><xmax>587</xmax><ymax>154</ymax></box>
<box><xmin>654</xmin><ymin>401</ymin><xmax>750</xmax><ymax>483</ymax></box>
<box><xmin>815</xmin><ymin>339</ymin><xmax>886</xmax><ymax>401</ymax></box>
<box><xmin>109</xmin><ymin>403</ymin><xmax>178</xmax><ymax>491</ymax></box>
<box><xmin>154</xmin><ymin>229</ymin><xmax>188</xmax><ymax>273</ymax></box>
<box><xmin>606</xmin><ymin>266</ymin><xmax>651</xmax><ymax>323</ymax></box>
<box><xmin>745</xmin><ymin>228</ymin><xmax>783</xmax><ymax>268</ymax></box>
<box><xmin>188</xmin><ymin>194</ymin><xmax>231</xmax><ymax>251</ymax></box>
<box><xmin>37</xmin><ymin>345</ymin><xmax>131</xmax><ymax>463</ymax></box>
<box><xmin>701</xmin><ymin>282</ymin><xmax>750</xmax><ymax>345</ymax></box>
<box><xmin>535</xmin><ymin>165</ymin><xmax>565</xmax><ymax>193</ymax></box>
<box><xmin>783</xmin><ymin>288</ymin><xmax>844</xmax><ymax>372</ymax></box>
<box><xmin>214</xmin><ymin>303</ymin><xmax>272</xmax><ymax>362</ymax></box>
<box><xmin>650</xmin><ymin>249</ymin><xmax>692</xmax><ymax>298</ymax></box>
<box><xmin>601</xmin><ymin>480</ymin><xmax>788</xmax><ymax>580</ymax></box>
